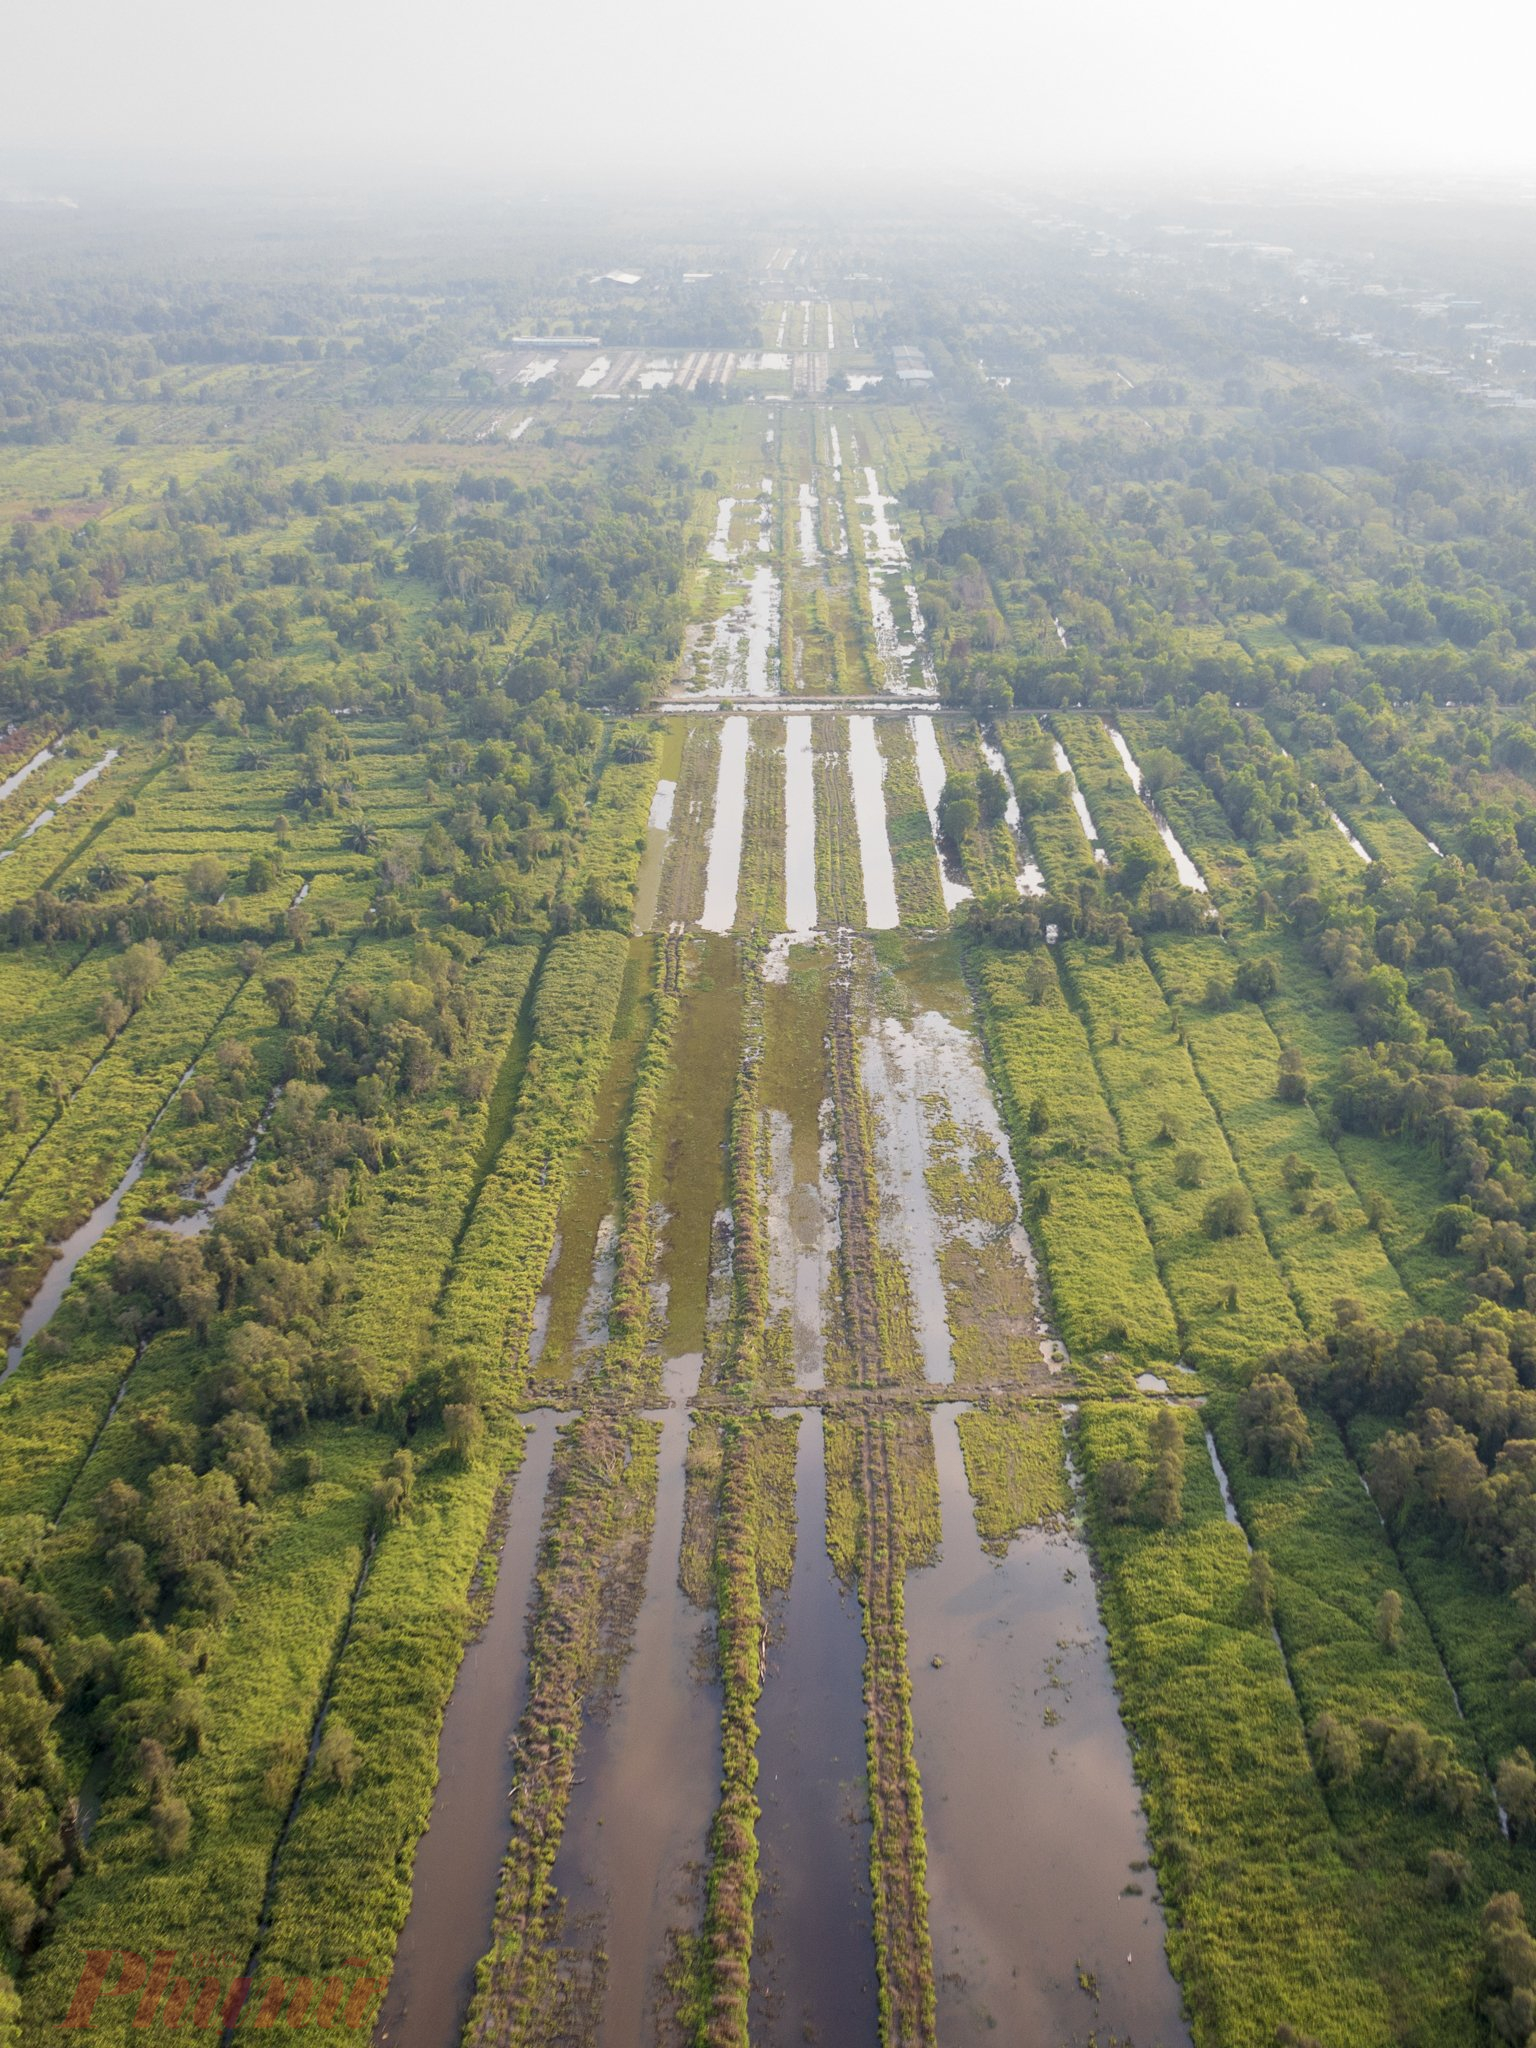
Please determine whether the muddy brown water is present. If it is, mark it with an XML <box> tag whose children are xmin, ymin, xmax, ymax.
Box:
<box><xmin>750</xmin><ymin>1408</ymin><xmax>878</xmax><ymax>2046</ymax></box>
<box><xmin>373</xmin><ymin>1410</ymin><xmax>565</xmax><ymax>2048</ymax></box>
<box><xmin>549</xmin><ymin>1387</ymin><xmax>722</xmax><ymax>2047</ymax></box>
<box><xmin>907</xmin><ymin>1405</ymin><xmax>1189</xmax><ymax>2048</ymax></box>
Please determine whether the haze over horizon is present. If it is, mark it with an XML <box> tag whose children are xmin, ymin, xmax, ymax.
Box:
<box><xmin>7</xmin><ymin>0</ymin><xmax>1536</xmax><ymax>200</ymax></box>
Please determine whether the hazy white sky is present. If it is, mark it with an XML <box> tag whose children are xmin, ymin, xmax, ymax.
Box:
<box><xmin>7</xmin><ymin>0</ymin><xmax>1536</xmax><ymax>190</ymax></box>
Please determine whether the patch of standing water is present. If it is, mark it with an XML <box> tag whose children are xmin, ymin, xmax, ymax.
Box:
<box><xmin>700</xmin><ymin>717</ymin><xmax>749</xmax><ymax>932</ymax></box>
<box><xmin>910</xmin><ymin>715</ymin><xmax>974</xmax><ymax>912</ymax></box>
<box><xmin>866</xmin><ymin>577</ymin><xmax>927</xmax><ymax>696</ymax></box>
<box><xmin>764</xmin><ymin>1110</ymin><xmax>833</xmax><ymax>1390</ymax></box>
<box><xmin>1104</xmin><ymin>724</ymin><xmax>1211</xmax><ymax>893</ymax></box>
<box><xmin>908</xmin><ymin>1406</ymin><xmax>1190</xmax><ymax>2048</ymax></box>
<box><xmin>750</xmin><ymin>1410</ymin><xmax>876</xmax><ymax>2045</ymax></box>
<box><xmin>857</xmin><ymin>467</ymin><xmax>903</xmax><ymax>565</ymax></box>
<box><xmin>846</xmin><ymin>717</ymin><xmax>900</xmax><ymax>929</ymax></box>
<box><xmin>797</xmin><ymin>482</ymin><xmax>819</xmax><ymax>566</ymax></box>
<box><xmin>979</xmin><ymin>733</ymin><xmax>1047</xmax><ymax>896</ymax></box>
<box><xmin>1051</xmin><ymin>739</ymin><xmax>1108</xmax><ymax>864</ymax></box>
<box><xmin>782</xmin><ymin>717</ymin><xmax>818</xmax><ymax>936</ymax></box>
<box><xmin>574</xmin><ymin>1212</ymin><xmax>621</xmax><ymax>1359</ymax></box>
<box><xmin>706</xmin><ymin>497</ymin><xmax>737</xmax><ymax>563</ymax></box>
<box><xmin>373</xmin><ymin>1411</ymin><xmax>565</xmax><ymax>2048</ymax></box>
<box><xmin>550</xmin><ymin>1399</ymin><xmax>721</xmax><ymax>2048</ymax></box>
<box><xmin>633</xmin><ymin>782</ymin><xmax>676</xmax><ymax>934</ymax></box>
<box><xmin>859</xmin><ymin>1017</ymin><xmax>955</xmax><ymax>1384</ymax></box>
<box><xmin>868</xmin><ymin>985</ymin><xmax>1058</xmax><ymax>1374</ymax></box>
<box><xmin>647</xmin><ymin>780</ymin><xmax>676</xmax><ymax>832</ymax></box>
<box><xmin>700</xmin><ymin>563</ymin><xmax>780</xmax><ymax>696</ymax></box>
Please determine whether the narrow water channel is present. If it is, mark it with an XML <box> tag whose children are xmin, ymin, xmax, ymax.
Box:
<box><xmin>1051</xmin><ymin>739</ymin><xmax>1108</xmax><ymax>864</ymax></box>
<box><xmin>3</xmin><ymin>1058</ymin><xmax>197</xmax><ymax>1382</ymax></box>
<box><xmin>17</xmin><ymin>745</ymin><xmax>119</xmax><ymax>840</ymax></box>
<box><xmin>846</xmin><ymin>716</ymin><xmax>900</xmax><ymax>929</ymax></box>
<box><xmin>979</xmin><ymin>732</ymin><xmax>1047</xmax><ymax>896</ymax></box>
<box><xmin>751</xmin><ymin>1410</ymin><xmax>877</xmax><ymax>2047</ymax></box>
<box><xmin>1104</xmin><ymin>724</ymin><xmax>1211</xmax><ymax>894</ymax></box>
<box><xmin>374</xmin><ymin>1411</ymin><xmax>564</xmax><ymax>2048</ymax></box>
<box><xmin>0</xmin><ymin>742</ymin><xmax>55</xmax><ymax>806</ymax></box>
<box><xmin>549</xmin><ymin>1396</ymin><xmax>721</xmax><ymax>2048</ymax></box>
<box><xmin>907</xmin><ymin>1405</ymin><xmax>1189</xmax><ymax>2048</ymax></box>
<box><xmin>700</xmin><ymin>716</ymin><xmax>749</xmax><ymax>932</ymax></box>
<box><xmin>1327</xmin><ymin>806</ymin><xmax>1372</xmax><ymax>862</ymax></box>
<box><xmin>782</xmin><ymin>716</ymin><xmax>818</xmax><ymax>933</ymax></box>
<box><xmin>910</xmin><ymin>715</ymin><xmax>973</xmax><ymax>912</ymax></box>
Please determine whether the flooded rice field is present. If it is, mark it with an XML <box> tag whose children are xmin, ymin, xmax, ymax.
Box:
<box><xmin>750</xmin><ymin>1409</ymin><xmax>877</xmax><ymax>2045</ymax></box>
<box><xmin>374</xmin><ymin>1411</ymin><xmax>564</xmax><ymax>2048</ymax></box>
<box><xmin>908</xmin><ymin>1406</ymin><xmax>1189</xmax><ymax>2048</ymax></box>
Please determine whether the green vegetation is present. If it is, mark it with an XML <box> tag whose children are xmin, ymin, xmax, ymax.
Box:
<box><xmin>955</xmin><ymin>1402</ymin><xmax>1068</xmax><ymax>1551</ymax></box>
<box><xmin>874</xmin><ymin>721</ymin><xmax>946</xmax><ymax>926</ymax></box>
<box><xmin>970</xmin><ymin>946</ymin><xmax>1177</xmax><ymax>1371</ymax></box>
<box><xmin>14</xmin><ymin>193</ymin><xmax>1536</xmax><ymax>2048</ymax></box>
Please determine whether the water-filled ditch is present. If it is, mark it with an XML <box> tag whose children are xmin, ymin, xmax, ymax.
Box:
<box><xmin>907</xmin><ymin>1404</ymin><xmax>1189</xmax><ymax>2047</ymax></box>
<box><xmin>374</xmin><ymin>1411</ymin><xmax>565</xmax><ymax>2048</ymax></box>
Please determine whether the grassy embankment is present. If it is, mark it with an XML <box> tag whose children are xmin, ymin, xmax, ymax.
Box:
<box><xmin>812</xmin><ymin>716</ymin><xmax>864</xmax><ymax>926</ymax></box>
<box><xmin>954</xmin><ymin>1401</ymin><xmax>1069</xmax><ymax>1552</ymax></box>
<box><xmin>824</xmin><ymin>942</ymin><xmax>935</xmax><ymax>2046</ymax></box>
<box><xmin>19</xmin><ymin>936</ymin><xmax>546</xmax><ymax>2043</ymax></box>
<box><xmin>968</xmin><ymin>946</ymin><xmax>1176</xmax><ymax>1380</ymax></box>
<box><xmin>874</xmin><ymin>720</ymin><xmax>946</xmax><ymax>927</ymax></box>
